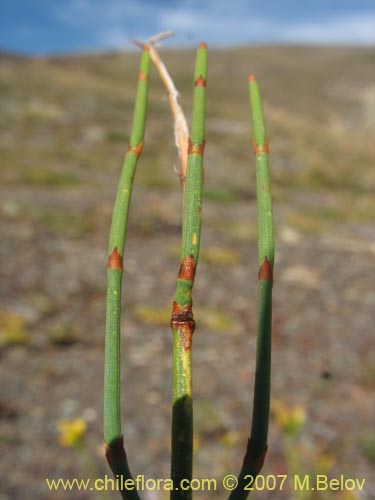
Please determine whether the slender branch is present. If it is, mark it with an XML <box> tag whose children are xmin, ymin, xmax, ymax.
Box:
<box><xmin>104</xmin><ymin>47</ymin><xmax>151</xmax><ymax>500</ymax></box>
<box><xmin>147</xmin><ymin>31</ymin><xmax>174</xmax><ymax>45</ymax></box>
<box><xmin>170</xmin><ymin>42</ymin><xmax>208</xmax><ymax>500</ymax></box>
<box><xmin>228</xmin><ymin>74</ymin><xmax>274</xmax><ymax>500</ymax></box>
<box><xmin>145</xmin><ymin>39</ymin><xmax>189</xmax><ymax>186</ymax></box>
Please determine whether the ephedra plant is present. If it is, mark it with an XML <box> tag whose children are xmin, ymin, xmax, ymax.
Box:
<box><xmin>104</xmin><ymin>33</ymin><xmax>274</xmax><ymax>500</ymax></box>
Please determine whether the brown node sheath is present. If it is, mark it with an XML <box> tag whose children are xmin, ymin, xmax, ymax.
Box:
<box><xmin>171</xmin><ymin>301</ymin><xmax>195</xmax><ymax>350</ymax></box>
<box><xmin>178</xmin><ymin>254</ymin><xmax>196</xmax><ymax>281</ymax></box>
<box><xmin>243</xmin><ymin>439</ymin><xmax>268</xmax><ymax>475</ymax></box>
<box><xmin>194</xmin><ymin>75</ymin><xmax>206</xmax><ymax>87</ymax></box>
<box><xmin>138</xmin><ymin>71</ymin><xmax>148</xmax><ymax>81</ymax></box>
<box><xmin>199</xmin><ymin>42</ymin><xmax>208</xmax><ymax>49</ymax></box>
<box><xmin>171</xmin><ymin>254</ymin><xmax>197</xmax><ymax>348</ymax></box>
<box><xmin>171</xmin><ymin>255</ymin><xmax>197</xmax><ymax>349</ymax></box>
<box><xmin>188</xmin><ymin>138</ymin><xmax>206</xmax><ymax>156</ymax></box>
<box><xmin>127</xmin><ymin>140</ymin><xmax>144</xmax><ymax>156</ymax></box>
<box><xmin>104</xmin><ymin>435</ymin><xmax>127</xmax><ymax>470</ymax></box>
<box><xmin>249</xmin><ymin>73</ymin><xmax>256</xmax><ymax>82</ymax></box>
<box><xmin>258</xmin><ymin>256</ymin><xmax>273</xmax><ymax>281</ymax></box>
<box><xmin>252</xmin><ymin>138</ymin><xmax>270</xmax><ymax>155</ymax></box>
<box><xmin>108</xmin><ymin>247</ymin><xmax>123</xmax><ymax>271</ymax></box>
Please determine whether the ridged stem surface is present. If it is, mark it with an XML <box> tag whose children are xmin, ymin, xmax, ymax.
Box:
<box><xmin>170</xmin><ymin>43</ymin><xmax>207</xmax><ymax>500</ymax></box>
<box><xmin>104</xmin><ymin>48</ymin><xmax>150</xmax><ymax>500</ymax></box>
<box><xmin>229</xmin><ymin>75</ymin><xmax>274</xmax><ymax>500</ymax></box>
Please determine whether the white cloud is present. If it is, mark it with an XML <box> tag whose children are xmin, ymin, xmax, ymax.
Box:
<box><xmin>55</xmin><ymin>0</ymin><xmax>159</xmax><ymax>27</ymax></box>
<box><xmin>99</xmin><ymin>29</ymin><xmax>130</xmax><ymax>48</ymax></box>
<box><xmin>159</xmin><ymin>5</ymin><xmax>375</xmax><ymax>45</ymax></box>
<box><xmin>53</xmin><ymin>0</ymin><xmax>375</xmax><ymax>49</ymax></box>
<box><xmin>160</xmin><ymin>9</ymin><xmax>267</xmax><ymax>35</ymax></box>
<box><xmin>284</xmin><ymin>14</ymin><xmax>375</xmax><ymax>44</ymax></box>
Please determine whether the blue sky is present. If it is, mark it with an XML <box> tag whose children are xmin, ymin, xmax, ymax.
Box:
<box><xmin>1</xmin><ymin>0</ymin><xmax>375</xmax><ymax>55</ymax></box>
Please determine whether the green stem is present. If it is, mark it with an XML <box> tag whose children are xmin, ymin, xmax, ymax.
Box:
<box><xmin>170</xmin><ymin>42</ymin><xmax>207</xmax><ymax>500</ymax></box>
<box><xmin>229</xmin><ymin>74</ymin><xmax>274</xmax><ymax>500</ymax></box>
<box><xmin>104</xmin><ymin>47</ymin><xmax>150</xmax><ymax>500</ymax></box>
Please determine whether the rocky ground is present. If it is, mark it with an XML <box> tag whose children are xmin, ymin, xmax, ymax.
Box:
<box><xmin>0</xmin><ymin>46</ymin><xmax>374</xmax><ymax>499</ymax></box>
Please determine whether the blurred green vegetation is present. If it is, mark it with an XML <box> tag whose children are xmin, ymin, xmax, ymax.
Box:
<box><xmin>0</xmin><ymin>45</ymin><xmax>373</xmax><ymax>499</ymax></box>
<box><xmin>0</xmin><ymin>47</ymin><xmax>373</xmax><ymax>221</ymax></box>
<box><xmin>134</xmin><ymin>305</ymin><xmax>236</xmax><ymax>334</ymax></box>
<box><xmin>0</xmin><ymin>310</ymin><xmax>30</xmax><ymax>347</ymax></box>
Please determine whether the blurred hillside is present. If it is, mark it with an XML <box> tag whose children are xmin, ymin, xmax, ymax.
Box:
<box><xmin>0</xmin><ymin>46</ymin><xmax>374</xmax><ymax>499</ymax></box>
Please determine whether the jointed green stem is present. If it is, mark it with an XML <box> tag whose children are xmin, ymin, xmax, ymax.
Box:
<box><xmin>104</xmin><ymin>48</ymin><xmax>150</xmax><ymax>500</ymax></box>
<box><xmin>249</xmin><ymin>74</ymin><xmax>274</xmax><ymax>454</ymax></box>
<box><xmin>229</xmin><ymin>75</ymin><xmax>274</xmax><ymax>500</ymax></box>
<box><xmin>170</xmin><ymin>43</ymin><xmax>207</xmax><ymax>500</ymax></box>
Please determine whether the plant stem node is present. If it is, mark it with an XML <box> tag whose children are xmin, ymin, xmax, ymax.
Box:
<box><xmin>194</xmin><ymin>75</ymin><xmax>206</xmax><ymax>87</ymax></box>
<box><xmin>108</xmin><ymin>247</ymin><xmax>123</xmax><ymax>270</ymax></box>
<box><xmin>104</xmin><ymin>435</ymin><xmax>127</xmax><ymax>469</ymax></box>
<box><xmin>138</xmin><ymin>71</ymin><xmax>148</xmax><ymax>81</ymax></box>
<box><xmin>127</xmin><ymin>140</ymin><xmax>144</xmax><ymax>156</ymax></box>
<box><xmin>187</xmin><ymin>139</ymin><xmax>206</xmax><ymax>156</ymax></box>
<box><xmin>243</xmin><ymin>439</ymin><xmax>268</xmax><ymax>475</ymax></box>
<box><xmin>251</xmin><ymin>137</ymin><xmax>269</xmax><ymax>155</ymax></box>
<box><xmin>171</xmin><ymin>301</ymin><xmax>195</xmax><ymax>350</ymax></box>
<box><xmin>258</xmin><ymin>256</ymin><xmax>273</xmax><ymax>281</ymax></box>
<box><xmin>178</xmin><ymin>254</ymin><xmax>197</xmax><ymax>281</ymax></box>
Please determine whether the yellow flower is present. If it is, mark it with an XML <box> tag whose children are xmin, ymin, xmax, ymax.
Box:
<box><xmin>58</xmin><ymin>417</ymin><xmax>87</xmax><ymax>447</ymax></box>
<box><xmin>271</xmin><ymin>400</ymin><xmax>306</xmax><ymax>436</ymax></box>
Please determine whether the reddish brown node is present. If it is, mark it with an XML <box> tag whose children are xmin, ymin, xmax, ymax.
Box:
<box><xmin>178</xmin><ymin>254</ymin><xmax>196</xmax><ymax>281</ymax></box>
<box><xmin>138</xmin><ymin>71</ymin><xmax>148</xmax><ymax>81</ymax></box>
<box><xmin>127</xmin><ymin>140</ymin><xmax>144</xmax><ymax>156</ymax></box>
<box><xmin>251</xmin><ymin>137</ymin><xmax>269</xmax><ymax>155</ymax></box>
<box><xmin>104</xmin><ymin>435</ymin><xmax>127</xmax><ymax>469</ymax></box>
<box><xmin>108</xmin><ymin>247</ymin><xmax>123</xmax><ymax>271</ymax></box>
<box><xmin>171</xmin><ymin>301</ymin><xmax>195</xmax><ymax>350</ymax></box>
<box><xmin>194</xmin><ymin>75</ymin><xmax>206</xmax><ymax>87</ymax></box>
<box><xmin>258</xmin><ymin>256</ymin><xmax>273</xmax><ymax>281</ymax></box>
<box><xmin>188</xmin><ymin>138</ymin><xmax>206</xmax><ymax>156</ymax></box>
<box><xmin>249</xmin><ymin>73</ymin><xmax>256</xmax><ymax>82</ymax></box>
<box><xmin>199</xmin><ymin>42</ymin><xmax>208</xmax><ymax>49</ymax></box>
